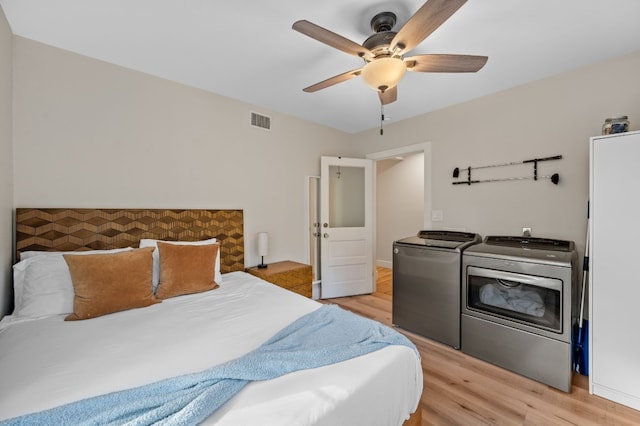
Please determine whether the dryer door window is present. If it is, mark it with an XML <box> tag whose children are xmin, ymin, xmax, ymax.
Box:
<box><xmin>466</xmin><ymin>266</ymin><xmax>563</xmax><ymax>333</ymax></box>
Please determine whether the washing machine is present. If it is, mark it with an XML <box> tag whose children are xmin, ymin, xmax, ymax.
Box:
<box><xmin>392</xmin><ymin>230</ymin><xmax>481</xmax><ymax>348</ymax></box>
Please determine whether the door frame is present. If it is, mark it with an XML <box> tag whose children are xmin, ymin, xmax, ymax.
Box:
<box><xmin>304</xmin><ymin>176</ymin><xmax>321</xmax><ymax>279</ymax></box>
<box><xmin>366</xmin><ymin>142</ymin><xmax>432</xmax><ymax>271</ymax></box>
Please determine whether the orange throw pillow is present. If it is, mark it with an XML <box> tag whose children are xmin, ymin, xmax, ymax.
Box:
<box><xmin>63</xmin><ymin>247</ymin><xmax>159</xmax><ymax>321</ymax></box>
<box><xmin>156</xmin><ymin>242</ymin><xmax>219</xmax><ymax>299</ymax></box>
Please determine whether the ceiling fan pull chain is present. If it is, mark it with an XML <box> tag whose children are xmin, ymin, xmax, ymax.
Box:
<box><xmin>380</xmin><ymin>105</ymin><xmax>384</xmax><ymax>135</ymax></box>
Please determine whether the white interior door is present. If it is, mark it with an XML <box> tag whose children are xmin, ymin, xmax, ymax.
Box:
<box><xmin>320</xmin><ymin>156</ymin><xmax>374</xmax><ymax>298</ymax></box>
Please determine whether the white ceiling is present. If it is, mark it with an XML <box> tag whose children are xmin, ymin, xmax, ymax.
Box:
<box><xmin>2</xmin><ymin>0</ymin><xmax>640</xmax><ymax>133</ymax></box>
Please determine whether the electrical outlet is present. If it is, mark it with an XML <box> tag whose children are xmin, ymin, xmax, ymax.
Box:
<box><xmin>522</xmin><ymin>227</ymin><xmax>532</xmax><ymax>237</ymax></box>
<box><xmin>431</xmin><ymin>210</ymin><xmax>443</xmax><ymax>222</ymax></box>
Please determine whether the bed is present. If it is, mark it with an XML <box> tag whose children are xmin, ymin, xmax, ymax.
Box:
<box><xmin>0</xmin><ymin>208</ymin><xmax>422</xmax><ymax>425</ymax></box>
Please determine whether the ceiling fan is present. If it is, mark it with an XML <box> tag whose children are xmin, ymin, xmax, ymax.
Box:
<box><xmin>292</xmin><ymin>0</ymin><xmax>488</xmax><ymax>106</ymax></box>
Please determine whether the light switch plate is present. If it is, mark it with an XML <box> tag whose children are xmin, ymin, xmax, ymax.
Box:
<box><xmin>431</xmin><ymin>210</ymin><xmax>444</xmax><ymax>222</ymax></box>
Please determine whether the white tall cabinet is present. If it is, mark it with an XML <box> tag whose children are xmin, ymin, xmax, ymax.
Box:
<box><xmin>589</xmin><ymin>130</ymin><xmax>640</xmax><ymax>411</ymax></box>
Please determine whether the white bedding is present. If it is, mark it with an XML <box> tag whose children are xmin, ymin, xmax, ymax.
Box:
<box><xmin>0</xmin><ymin>272</ymin><xmax>422</xmax><ymax>425</ymax></box>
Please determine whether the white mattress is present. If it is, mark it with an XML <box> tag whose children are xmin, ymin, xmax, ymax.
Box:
<box><xmin>0</xmin><ymin>272</ymin><xmax>422</xmax><ymax>425</ymax></box>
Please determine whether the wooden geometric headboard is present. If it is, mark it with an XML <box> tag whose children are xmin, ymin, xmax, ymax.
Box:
<box><xmin>15</xmin><ymin>208</ymin><xmax>244</xmax><ymax>273</ymax></box>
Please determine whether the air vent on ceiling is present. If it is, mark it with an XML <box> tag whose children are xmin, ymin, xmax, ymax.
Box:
<box><xmin>250</xmin><ymin>111</ymin><xmax>271</xmax><ymax>130</ymax></box>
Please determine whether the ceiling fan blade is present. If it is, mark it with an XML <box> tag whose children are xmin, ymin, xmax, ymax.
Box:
<box><xmin>390</xmin><ymin>0</ymin><xmax>467</xmax><ymax>54</ymax></box>
<box><xmin>293</xmin><ymin>20</ymin><xmax>374</xmax><ymax>60</ymax></box>
<box><xmin>303</xmin><ymin>68</ymin><xmax>363</xmax><ymax>93</ymax></box>
<box><xmin>405</xmin><ymin>54</ymin><xmax>488</xmax><ymax>72</ymax></box>
<box><xmin>378</xmin><ymin>86</ymin><xmax>398</xmax><ymax>105</ymax></box>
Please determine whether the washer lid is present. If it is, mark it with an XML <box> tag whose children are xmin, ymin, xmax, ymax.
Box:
<box><xmin>395</xmin><ymin>230</ymin><xmax>481</xmax><ymax>249</ymax></box>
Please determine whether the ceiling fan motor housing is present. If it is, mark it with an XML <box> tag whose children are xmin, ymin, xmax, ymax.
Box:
<box><xmin>363</xmin><ymin>32</ymin><xmax>397</xmax><ymax>56</ymax></box>
<box><xmin>363</xmin><ymin>12</ymin><xmax>399</xmax><ymax>57</ymax></box>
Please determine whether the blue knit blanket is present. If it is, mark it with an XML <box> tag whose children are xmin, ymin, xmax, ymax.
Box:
<box><xmin>3</xmin><ymin>304</ymin><xmax>417</xmax><ymax>426</ymax></box>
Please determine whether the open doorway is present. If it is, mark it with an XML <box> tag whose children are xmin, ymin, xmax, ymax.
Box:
<box><xmin>367</xmin><ymin>142</ymin><xmax>431</xmax><ymax>269</ymax></box>
<box><xmin>375</xmin><ymin>153</ymin><xmax>425</xmax><ymax>268</ymax></box>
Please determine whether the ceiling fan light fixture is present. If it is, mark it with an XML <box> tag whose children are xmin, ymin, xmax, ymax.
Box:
<box><xmin>361</xmin><ymin>57</ymin><xmax>406</xmax><ymax>92</ymax></box>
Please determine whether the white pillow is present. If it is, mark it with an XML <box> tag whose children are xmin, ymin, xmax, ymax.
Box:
<box><xmin>13</xmin><ymin>248</ymin><xmax>134</xmax><ymax>318</ymax></box>
<box><xmin>19</xmin><ymin>249</ymin><xmax>133</xmax><ymax>260</ymax></box>
<box><xmin>139</xmin><ymin>238</ymin><xmax>222</xmax><ymax>291</ymax></box>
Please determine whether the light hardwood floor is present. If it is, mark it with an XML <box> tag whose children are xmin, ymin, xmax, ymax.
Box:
<box><xmin>324</xmin><ymin>267</ymin><xmax>640</xmax><ymax>426</ymax></box>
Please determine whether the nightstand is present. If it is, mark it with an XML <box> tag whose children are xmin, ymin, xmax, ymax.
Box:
<box><xmin>246</xmin><ymin>261</ymin><xmax>312</xmax><ymax>298</ymax></box>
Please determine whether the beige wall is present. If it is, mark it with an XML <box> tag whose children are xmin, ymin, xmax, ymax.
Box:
<box><xmin>12</xmin><ymin>37</ymin><xmax>355</xmax><ymax>271</ymax></box>
<box><xmin>354</xmin><ymin>50</ymin><xmax>640</xmax><ymax>266</ymax></box>
<box><xmin>0</xmin><ymin>8</ymin><xmax>13</xmax><ymax>315</ymax></box>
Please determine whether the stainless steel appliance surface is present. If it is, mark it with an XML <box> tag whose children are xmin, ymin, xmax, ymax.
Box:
<box><xmin>392</xmin><ymin>230</ymin><xmax>482</xmax><ymax>349</ymax></box>
<box><xmin>461</xmin><ymin>236</ymin><xmax>578</xmax><ymax>392</ymax></box>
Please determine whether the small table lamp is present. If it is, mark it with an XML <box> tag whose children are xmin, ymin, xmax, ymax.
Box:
<box><xmin>258</xmin><ymin>232</ymin><xmax>268</xmax><ymax>268</ymax></box>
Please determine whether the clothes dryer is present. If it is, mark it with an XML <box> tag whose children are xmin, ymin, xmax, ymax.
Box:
<box><xmin>461</xmin><ymin>236</ymin><xmax>578</xmax><ymax>392</ymax></box>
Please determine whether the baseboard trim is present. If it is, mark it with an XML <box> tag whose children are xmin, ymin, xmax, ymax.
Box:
<box><xmin>376</xmin><ymin>260</ymin><xmax>392</xmax><ymax>269</ymax></box>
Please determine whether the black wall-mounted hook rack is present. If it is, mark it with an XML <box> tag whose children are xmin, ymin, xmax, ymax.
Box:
<box><xmin>452</xmin><ymin>155</ymin><xmax>562</xmax><ymax>186</ymax></box>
